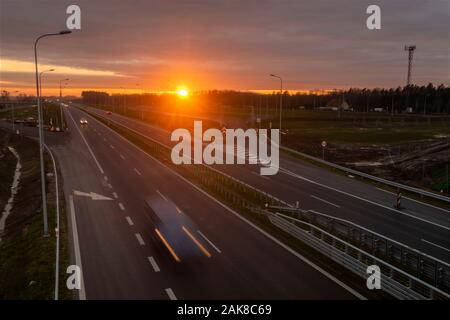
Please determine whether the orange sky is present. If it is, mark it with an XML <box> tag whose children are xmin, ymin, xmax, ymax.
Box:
<box><xmin>1</xmin><ymin>1</ymin><xmax>448</xmax><ymax>97</ymax></box>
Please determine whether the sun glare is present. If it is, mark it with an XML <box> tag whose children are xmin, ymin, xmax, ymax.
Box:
<box><xmin>177</xmin><ymin>89</ymin><xmax>189</xmax><ymax>97</ymax></box>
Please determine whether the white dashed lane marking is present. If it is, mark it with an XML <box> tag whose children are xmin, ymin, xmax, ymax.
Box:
<box><xmin>126</xmin><ymin>216</ymin><xmax>134</xmax><ymax>226</ymax></box>
<box><xmin>148</xmin><ymin>256</ymin><xmax>160</xmax><ymax>272</ymax></box>
<box><xmin>165</xmin><ymin>288</ymin><xmax>177</xmax><ymax>300</ymax></box>
<box><xmin>135</xmin><ymin>233</ymin><xmax>145</xmax><ymax>246</ymax></box>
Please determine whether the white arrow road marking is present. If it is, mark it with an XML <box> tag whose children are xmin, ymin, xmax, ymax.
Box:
<box><xmin>74</xmin><ymin>190</ymin><xmax>114</xmax><ymax>201</ymax></box>
<box><xmin>69</xmin><ymin>196</ymin><xmax>86</xmax><ymax>300</ymax></box>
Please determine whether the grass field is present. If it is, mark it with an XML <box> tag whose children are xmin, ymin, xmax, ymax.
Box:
<box><xmin>276</xmin><ymin>111</ymin><xmax>450</xmax><ymax>195</ymax></box>
<box><xmin>0</xmin><ymin>129</ymin><xmax>70</xmax><ymax>299</ymax></box>
<box><xmin>0</xmin><ymin>103</ymin><xmax>67</xmax><ymax>129</ymax></box>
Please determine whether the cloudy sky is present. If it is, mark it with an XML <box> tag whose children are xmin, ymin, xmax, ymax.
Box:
<box><xmin>0</xmin><ymin>0</ymin><xmax>449</xmax><ymax>96</ymax></box>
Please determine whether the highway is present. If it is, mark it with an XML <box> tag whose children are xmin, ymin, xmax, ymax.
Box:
<box><xmin>47</xmin><ymin>106</ymin><xmax>362</xmax><ymax>299</ymax></box>
<box><xmin>81</xmin><ymin>106</ymin><xmax>450</xmax><ymax>263</ymax></box>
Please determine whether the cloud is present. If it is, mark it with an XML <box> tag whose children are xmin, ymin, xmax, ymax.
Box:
<box><xmin>0</xmin><ymin>0</ymin><xmax>448</xmax><ymax>93</ymax></box>
<box><xmin>1</xmin><ymin>59</ymin><xmax>126</xmax><ymax>76</ymax></box>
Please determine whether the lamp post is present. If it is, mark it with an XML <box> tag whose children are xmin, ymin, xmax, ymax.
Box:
<box><xmin>120</xmin><ymin>86</ymin><xmax>126</xmax><ymax>114</ymax></box>
<box><xmin>59</xmin><ymin>78</ymin><xmax>69</xmax><ymax>130</ymax></box>
<box><xmin>34</xmin><ymin>30</ymin><xmax>71</xmax><ymax>236</ymax></box>
<box><xmin>39</xmin><ymin>69</ymin><xmax>55</xmax><ymax>120</ymax></box>
<box><xmin>270</xmin><ymin>74</ymin><xmax>283</xmax><ymax>142</ymax></box>
<box><xmin>12</xmin><ymin>90</ymin><xmax>20</xmax><ymax>131</ymax></box>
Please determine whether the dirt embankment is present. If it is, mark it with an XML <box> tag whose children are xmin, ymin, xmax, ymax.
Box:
<box><xmin>0</xmin><ymin>129</ymin><xmax>70</xmax><ymax>299</ymax></box>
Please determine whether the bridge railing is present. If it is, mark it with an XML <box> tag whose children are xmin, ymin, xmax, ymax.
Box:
<box><xmin>267</xmin><ymin>206</ymin><xmax>449</xmax><ymax>299</ymax></box>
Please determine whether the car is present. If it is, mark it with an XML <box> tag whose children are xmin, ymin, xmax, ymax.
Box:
<box><xmin>144</xmin><ymin>195</ymin><xmax>211</xmax><ymax>263</ymax></box>
<box><xmin>79</xmin><ymin>118</ymin><xmax>88</xmax><ymax>125</ymax></box>
<box><xmin>106</xmin><ymin>111</ymin><xmax>112</xmax><ymax>115</ymax></box>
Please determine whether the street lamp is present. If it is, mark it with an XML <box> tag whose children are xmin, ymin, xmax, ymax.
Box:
<box><xmin>39</xmin><ymin>68</ymin><xmax>55</xmax><ymax>97</ymax></box>
<box><xmin>39</xmin><ymin>69</ymin><xmax>55</xmax><ymax>129</ymax></box>
<box><xmin>59</xmin><ymin>78</ymin><xmax>70</xmax><ymax>129</ymax></box>
<box><xmin>11</xmin><ymin>90</ymin><xmax>20</xmax><ymax>131</ymax></box>
<box><xmin>120</xmin><ymin>86</ymin><xmax>127</xmax><ymax>114</ymax></box>
<box><xmin>270</xmin><ymin>74</ymin><xmax>283</xmax><ymax>141</ymax></box>
<box><xmin>34</xmin><ymin>30</ymin><xmax>71</xmax><ymax>236</ymax></box>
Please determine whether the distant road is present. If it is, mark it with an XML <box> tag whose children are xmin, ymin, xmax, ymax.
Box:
<box><xmin>81</xmin><ymin>106</ymin><xmax>450</xmax><ymax>263</ymax></box>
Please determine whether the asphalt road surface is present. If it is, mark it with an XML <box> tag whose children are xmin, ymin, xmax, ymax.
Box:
<box><xmin>80</xmin><ymin>106</ymin><xmax>450</xmax><ymax>263</ymax></box>
<box><xmin>46</xmin><ymin>106</ymin><xmax>361</xmax><ymax>299</ymax></box>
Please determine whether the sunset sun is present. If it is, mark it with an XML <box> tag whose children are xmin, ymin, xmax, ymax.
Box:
<box><xmin>177</xmin><ymin>89</ymin><xmax>189</xmax><ymax>97</ymax></box>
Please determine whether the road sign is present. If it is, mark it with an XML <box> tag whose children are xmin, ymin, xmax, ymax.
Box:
<box><xmin>74</xmin><ymin>190</ymin><xmax>113</xmax><ymax>201</ymax></box>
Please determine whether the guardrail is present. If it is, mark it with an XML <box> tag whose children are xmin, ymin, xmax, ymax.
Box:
<box><xmin>89</xmin><ymin>105</ymin><xmax>450</xmax><ymax>204</ymax></box>
<box><xmin>266</xmin><ymin>210</ymin><xmax>449</xmax><ymax>300</ymax></box>
<box><xmin>79</xmin><ymin>107</ymin><xmax>448</xmax><ymax>300</ymax></box>
<box><xmin>281</xmin><ymin>146</ymin><xmax>450</xmax><ymax>203</ymax></box>
<box><xmin>79</xmin><ymin>107</ymin><xmax>292</xmax><ymax>210</ymax></box>
<box><xmin>268</xmin><ymin>205</ymin><xmax>450</xmax><ymax>296</ymax></box>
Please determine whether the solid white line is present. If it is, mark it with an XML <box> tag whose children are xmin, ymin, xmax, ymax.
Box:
<box><xmin>44</xmin><ymin>144</ymin><xmax>60</xmax><ymax>300</ymax></box>
<box><xmin>76</xmin><ymin>107</ymin><xmax>366</xmax><ymax>299</ymax></box>
<box><xmin>118</xmin><ymin>202</ymin><xmax>125</xmax><ymax>211</ymax></box>
<box><xmin>135</xmin><ymin>233</ymin><xmax>145</xmax><ymax>246</ymax></box>
<box><xmin>147</xmin><ymin>256</ymin><xmax>161</xmax><ymax>272</ymax></box>
<box><xmin>125</xmin><ymin>216</ymin><xmax>134</xmax><ymax>226</ymax></box>
<box><xmin>69</xmin><ymin>195</ymin><xmax>86</xmax><ymax>300</ymax></box>
<box><xmin>280</xmin><ymin>168</ymin><xmax>450</xmax><ymax>231</ymax></box>
<box><xmin>112</xmin><ymin>192</ymin><xmax>118</xmax><ymax>199</ymax></box>
<box><xmin>120</xmin><ymin>154</ymin><xmax>125</xmax><ymax>160</ymax></box>
<box><xmin>197</xmin><ymin>230</ymin><xmax>222</xmax><ymax>253</ymax></box>
<box><xmin>376</xmin><ymin>187</ymin><xmax>450</xmax><ymax>214</ymax></box>
<box><xmin>134</xmin><ymin>168</ymin><xmax>142</xmax><ymax>176</ymax></box>
<box><xmin>66</xmin><ymin>108</ymin><xmax>105</xmax><ymax>174</ymax></box>
<box><xmin>165</xmin><ymin>288</ymin><xmax>177</xmax><ymax>300</ymax></box>
<box><xmin>421</xmin><ymin>239</ymin><xmax>450</xmax><ymax>252</ymax></box>
<box><xmin>157</xmin><ymin>190</ymin><xmax>168</xmax><ymax>201</ymax></box>
<box><xmin>311</xmin><ymin>195</ymin><xmax>341</xmax><ymax>208</ymax></box>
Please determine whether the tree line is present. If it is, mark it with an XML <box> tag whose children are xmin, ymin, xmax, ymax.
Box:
<box><xmin>83</xmin><ymin>83</ymin><xmax>449</xmax><ymax>114</ymax></box>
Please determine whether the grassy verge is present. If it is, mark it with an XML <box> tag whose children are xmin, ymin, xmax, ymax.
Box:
<box><xmin>0</xmin><ymin>129</ymin><xmax>70</xmax><ymax>299</ymax></box>
<box><xmin>0</xmin><ymin>103</ymin><xmax>67</xmax><ymax>129</ymax></box>
<box><xmin>281</xmin><ymin>146</ymin><xmax>450</xmax><ymax>211</ymax></box>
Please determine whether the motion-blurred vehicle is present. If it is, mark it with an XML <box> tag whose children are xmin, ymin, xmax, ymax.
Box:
<box><xmin>79</xmin><ymin>118</ymin><xmax>88</xmax><ymax>125</ymax></box>
<box><xmin>144</xmin><ymin>195</ymin><xmax>211</xmax><ymax>262</ymax></box>
<box><xmin>106</xmin><ymin>111</ymin><xmax>112</xmax><ymax>115</ymax></box>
